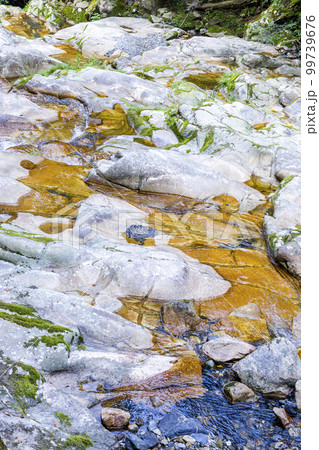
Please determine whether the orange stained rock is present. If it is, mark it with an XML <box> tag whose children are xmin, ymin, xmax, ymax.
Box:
<box><xmin>198</xmin><ymin>283</ymin><xmax>299</xmax><ymax>329</ymax></box>
<box><xmin>0</xmin><ymin>189</ymin><xmax>69</xmax><ymax>216</ymax></box>
<box><xmin>214</xmin><ymin>265</ymin><xmax>297</xmax><ymax>298</ymax></box>
<box><xmin>182</xmin><ymin>247</ymin><xmax>235</xmax><ymax>266</ymax></box>
<box><xmin>253</xmin><ymin>122</ymin><xmax>269</xmax><ymax>130</ymax></box>
<box><xmin>118</xmin><ymin>297</ymin><xmax>162</xmax><ymax>330</ymax></box>
<box><xmin>18</xmin><ymin>159</ymin><xmax>95</xmax><ymax>199</ymax></box>
<box><xmin>88</xmin><ymin>104</ymin><xmax>136</xmax><ymax>136</ymax></box>
<box><xmin>213</xmin><ymin>194</ymin><xmax>240</xmax><ymax>213</ymax></box>
<box><xmin>227</xmin><ymin>315</ymin><xmax>271</xmax><ymax>342</ymax></box>
<box><xmin>245</xmin><ymin>175</ymin><xmax>278</xmax><ymax>196</ymax></box>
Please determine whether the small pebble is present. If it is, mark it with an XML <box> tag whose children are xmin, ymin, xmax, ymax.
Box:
<box><xmin>152</xmin><ymin>427</ymin><xmax>162</xmax><ymax>436</ymax></box>
<box><xmin>150</xmin><ymin>395</ymin><xmax>164</xmax><ymax>408</ymax></box>
<box><xmin>136</xmin><ymin>417</ymin><xmax>144</xmax><ymax>426</ymax></box>
<box><xmin>128</xmin><ymin>423</ymin><xmax>139</xmax><ymax>433</ymax></box>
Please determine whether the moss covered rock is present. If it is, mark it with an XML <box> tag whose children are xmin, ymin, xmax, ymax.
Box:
<box><xmin>245</xmin><ymin>0</ymin><xmax>301</xmax><ymax>47</ymax></box>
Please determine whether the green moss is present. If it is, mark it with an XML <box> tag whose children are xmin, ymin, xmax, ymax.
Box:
<box><xmin>0</xmin><ymin>225</ymin><xmax>54</xmax><ymax>244</ymax></box>
<box><xmin>200</xmin><ymin>131</ymin><xmax>215</xmax><ymax>153</ymax></box>
<box><xmin>267</xmin><ymin>232</ymin><xmax>280</xmax><ymax>254</ymax></box>
<box><xmin>9</xmin><ymin>361</ymin><xmax>44</xmax><ymax>412</ymax></box>
<box><xmin>271</xmin><ymin>175</ymin><xmax>296</xmax><ymax>201</ymax></box>
<box><xmin>245</xmin><ymin>0</ymin><xmax>300</xmax><ymax>46</ymax></box>
<box><xmin>127</xmin><ymin>106</ymin><xmax>145</xmax><ymax>129</ymax></box>
<box><xmin>62</xmin><ymin>433</ymin><xmax>93</xmax><ymax>449</ymax></box>
<box><xmin>134</xmin><ymin>72</ymin><xmax>155</xmax><ymax>81</ymax></box>
<box><xmin>54</xmin><ymin>411</ymin><xmax>72</xmax><ymax>427</ymax></box>
<box><xmin>0</xmin><ymin>301</ymin><xmax>36</xmax><ymax>316</ymax></box>
<box><xmin>140</xmin><ymin>127</ymin><xmax>154</xmax><ymax>137</ymax></box>
<box><xmin>77</xmin><ymin>344</ymin><xmax>86</xmax><ymax>350</ymax></box>
<box><xmin>166</xmin><ymin>130</ymin><xmax>198</xmax><ymax>150</ymax></box>
<box><xmin>24</xmin><ymin>334</ymin><xmax>71</xmax><ymax>352</ymax></box>
<box><xmin>0</xmin><ymin>302</ymin><xmax>72</xmax><ymax>333</ymax></box>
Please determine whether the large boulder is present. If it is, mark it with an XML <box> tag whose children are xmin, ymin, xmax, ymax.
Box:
<box><xmin>0</xmin><ymin>224</ymin><xmax>231</xmax><ymax>302</ymax></box>
<box><xmin>0</xmin><ymin>356</ymin><xmax>116</xmax><ymax>449</ymax></box>
<box><xmin>25</xmin><ymin>66</ymin><xmax>172</xmax><ymax>108</ymax></box>
<box><xmin>233</xmin><ymin>337</ymin><xmax>301</xmax><ymax>398</ymax></box>
<box><xmin>0</xmin><ymin>91</ymin><xmax>58</xmax><ymax>137</ymax></box>
<box><xmin>263</xmin><ymin>176</ymin><xmax>301</xmax><ymax>278</ymax></box>
<box><xmin>52</xmin><ymin>16</ymin><xmax>184</xmax><ymax>58</ymax></box>
<box><xmin>0</xmin><ymin>26</ymin><xmax>60</xmax><ymax>78</ymax></box>
<box><xmin>89</xmin><ymin>149</ymin><xmax>265</xmax><ymax>212</ymax></box>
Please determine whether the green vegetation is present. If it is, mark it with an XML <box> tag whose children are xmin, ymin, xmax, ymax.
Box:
<box><xmin>245</xmin><ymin>0</ymin><xmax>301</xmax><ymax>47</ymax></box>
<box><xmin>162</xmin><ymin>0</ymin><xmax>273</xmax><ymax>36</ymax></box>
<box><xmin>0</xmin><ymin>224</ymin><xmax>54</xmax><ymax>244</ymax></box>
<box><xmin>62</xmin><ymin>432</ymin><xmax>93</xmax><ymax>449</ymax></box>
<box><xmin>25</xmin><ymin>334</ymin><xmax>71</xmax><ymax>352</ymax></box>
<box><xmin>271</xmin><ymin>175</ymin><xmax>296</xmax><ymax>201</ymax></box>
<box><xmin>217</xmin><ymin>72</ymin><xmax>242</xmax><ymax>93</ymax></box>
<box><xmin>54</xmin><ymin>411</ymin><xmax>72</xmax><ymax>427</ymax></box>
<box><xmin>3</xmin><ymin>360</ymin><xmax>45</xmax><ymax>412</ymax></box>
<box><xmin>200</xmin><ymin>130</ymin><xmax>215</xmax><ymax>153</ymax></box>
<box><xmin>14</xmin><ymin>56</ymin><xmax>109</xmax><ymax>89</ymax></box>
<box><xmin>0</xmin><ymin>301</ymin><xmax>72</xmax><ymax>333</ymax></box>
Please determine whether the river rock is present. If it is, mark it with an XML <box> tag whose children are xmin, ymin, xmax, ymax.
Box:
<box><xmin>52</xmin><ymin>16</ymin><xmax>184</xmax><ymax>58</ymax></box>
<box><xmin>0</xmin><ymin>91</ymin><xmax>59</xmax><ymax>135</ymax></box>
<box><xmin>180</xmin><ymin>99</ymin><xmax>297</xmax><ymax>180</ymax></box>
<box><xmin>0</xmin><ymin>304</ymin><xmax>77</xmax><ymax>372</ymax></box>
<box><xmin>158</xmin><ymin>409</ymin><xmax>209</xmax><ymax>439</ymax></box>
<box><xmin>67</xmin><ymin>193</ymin><xmax>149</xmax><ymax>244</ymax></box>
<box><xmin>264</xmin><ymin>176</ymin><xmax>301</xmax><ymax>278</ymax></box>
<box><xmin>180</xmin><ymin>35</ymin><xmax>279</xmax><ymax>59</ymax></box>
<box><xmin>0</xmin><ymin>355</ymin><xmax>116</xmax><ymax>449</ymax></box>
<box><xmin>101</xmin><ymin>407</ymin><xmax>131</xmax><ymax>429</ymax></box>
<box><xmin>161</xmin><ymin>300</ymin><xmax>200</xmax><ymax>336</ymax></box>
<box><xmin>26</xmin><ymin>66</ymin><xmax>172</xmax><ymax>108</ymax></box>
<box><xmin>90</xmin><ymin>149</ymin><xmax>265</xmax><ymax>212</ymax></box>
<box><xmin>0</xmin><ymin>224</ymin><xmax>231</xmax><ymax>302</ymax></box>
<box><xmin>273</xmin><ymin>407</ymin><xmax>293</xmax><ymax>429</ymax></box>
<box><xmin>202</xmin><ymin>336</ymin><xmax>256</xmax><ymax>363</ymax></box>
<box><xmin>233</xmin><ymin>337</ymin><xmax>301</xmax><ymax>398</ymax></box>
<box><xmin>223</xmin><ymin>381</ymin><xmax>258</xmax><ymax>403</ymax></box>
<box><xmin>291</xmin><ymin>313</ymin><xmax>301</xmax><ymax>345</ymax></box>
<box><xmin>0</xmin><ymin>25</ymin><xmax>60</xmax><ymax>78</ymax></box>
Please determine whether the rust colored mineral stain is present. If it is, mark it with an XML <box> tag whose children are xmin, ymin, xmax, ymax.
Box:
<box><xmin>88</xmin><ymin>104</ymin><xmax>136</xmax><ymax>136</ymax></box>
<box><xmin>18</xmin><ymin>159</ymin><xmax>94</xmax><ymax>199</ymax></box>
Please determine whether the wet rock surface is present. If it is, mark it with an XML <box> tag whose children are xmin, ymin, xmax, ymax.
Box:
<box><xmin>0</xmin><ymin>9</ymin><xmax>301</xmax><ymax>450</ymax></box>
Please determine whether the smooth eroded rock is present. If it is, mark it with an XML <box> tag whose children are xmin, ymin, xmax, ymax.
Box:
<box><xmin>233</xmin><ymin>337</ymin><xmax>301</xmax><ymax>398</ymax></box>
<box><xmin>101</xmin><ymin>407</ymin><xmax>131</xmax><ymax>430</ymax></box>
<box><xmin>223</xmin><ymin>381</ymin><xmax>258</xmax><ymax>403</ymax></box>
<box><xmin>202</xmin><ymin>336</ymin><xmax>256</xmax><ymax>363</ymax></box>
